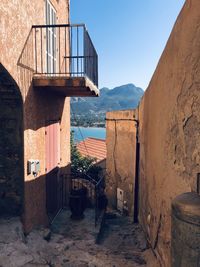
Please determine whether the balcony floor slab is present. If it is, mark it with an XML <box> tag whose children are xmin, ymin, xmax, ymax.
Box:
<box><xmin>33</xmin><ymin>76</ymin><xmax>99</xmax><ymax>97</ymax></box>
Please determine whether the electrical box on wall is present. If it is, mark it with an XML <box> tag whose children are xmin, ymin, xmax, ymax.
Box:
<box><xmin>27</xmin><ymin>160</ymin><xmax>35</xmax><ymax>175</ymax></box>
<box><xmin>117</xmin><ymin>188</ymin><xmax>124</xmax><ymax>212</ymax></box>
<box><xmin>27</xmin><ymin>160</ymin><xmax>40</xmax><ymax>176</ymax></box>
<box><xmin>35</xmin><ymin>160</ymin><xmax>40</xmax><ymax>173</ymax></box>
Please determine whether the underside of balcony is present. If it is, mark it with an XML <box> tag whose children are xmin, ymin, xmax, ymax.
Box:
<box><xmin>33</xmin><ymin>76</ymin><xmax>99</xmax><ymax>97</ymax></box>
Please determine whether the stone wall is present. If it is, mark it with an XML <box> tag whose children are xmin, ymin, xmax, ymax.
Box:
<box><xmin>106</xmin><ymin>110</ymin><xmax>137</xmax><ymax>216</ymax></box>
<box><xmin>0</xmin><ymin>0</ymin><xmax>70</xmax><ymax>232</ymax></box>
<box><xmin>138</xmin><ymin>0</ymin><xmax>200</xmax><ymax>266</ymax></box>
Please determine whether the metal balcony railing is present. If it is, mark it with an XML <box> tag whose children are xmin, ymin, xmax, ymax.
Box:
<box><xmin>18</xmin><ymin>24</ymin><xmax>98</xmax><ymax>87</ymax></box>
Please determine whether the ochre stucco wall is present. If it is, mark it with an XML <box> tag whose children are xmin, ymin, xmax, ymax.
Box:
<box><xmin>0</xmin><ymin>0</ymin><xmax>70</xmax><ymax>232</ymax></box>
<box><xmin>106</xmin><ymin>110</ymin><xmax>137</xmax><ymax>216</ymax></box>
<box><xmin>138</xmin><ymin>0</ymin><xmax>200</xmax><ymax>266</ymax></box>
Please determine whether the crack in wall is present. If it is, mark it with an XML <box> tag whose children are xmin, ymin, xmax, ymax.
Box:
<box><xmin>153</xmin><ymin>214</ymin><xmax>162</xmax><ymax>250</ymax></box>
<box><xmin>112</xmin><ymin>120</ymin><xmax>119</xmax><ymax>189</ymax></box>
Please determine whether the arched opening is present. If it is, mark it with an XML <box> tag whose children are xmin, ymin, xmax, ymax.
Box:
<box><xmin>0</xmin><ymin>64</ymin><xmax>24</xmax><ymax>217</ymax></box>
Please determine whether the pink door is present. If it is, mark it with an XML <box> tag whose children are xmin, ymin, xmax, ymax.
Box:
<box><xmin>45</xmin><ymin>121</ymin><xmax>62</xmax><ymax>220</ymax></box>
<box><xmin>45</xmin><ymin>121</ymin><xmax>60</xmax><ymax>173</ymax></box>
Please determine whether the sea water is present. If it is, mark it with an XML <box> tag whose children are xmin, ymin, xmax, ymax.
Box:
<box><xmin>71</xmin><ymin>127</ymin><xmax>106</xmax><ymax>142</ymax></box>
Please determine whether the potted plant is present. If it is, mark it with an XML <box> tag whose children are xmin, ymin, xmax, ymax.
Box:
<box><xmin>69</xmin><ymin>186</ymin><xmax>87</xmax><ymax>219</ymax></box>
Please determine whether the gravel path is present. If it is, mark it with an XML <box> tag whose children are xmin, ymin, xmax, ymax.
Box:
<box><xmin>0</xmin><ymin>209</ymin><xmax>159</xmax><ymax>267</ymax></box>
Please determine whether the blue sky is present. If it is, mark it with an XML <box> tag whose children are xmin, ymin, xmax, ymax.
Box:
<box><xmin>70</xmin><ymin>0</ymin><xmax>185</xmax><ymax>90</ymax></box>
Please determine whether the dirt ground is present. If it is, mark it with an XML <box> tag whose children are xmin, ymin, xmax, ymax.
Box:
<box><xmin>0</xmin><ymin>209</ymin><xmax>159</xmax><ymax>267</ymax></box>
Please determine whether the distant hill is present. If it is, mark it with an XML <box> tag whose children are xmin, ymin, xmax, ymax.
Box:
<box><xmin>71</xmin><ymin>83</ymin><xmax>144</xmax><ymax>127</ymax></box>
<box><xmin>71</xmin><ymin>83</ymin><xmax>144</xmax><ymax>114</ymax></box>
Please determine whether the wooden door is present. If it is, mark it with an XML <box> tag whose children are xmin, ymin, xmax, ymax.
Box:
<box><xmin>45</xmin><ymin>121</ymin><xmax>62</xmax><ymax>221</ymax></box>
<box><xmin>45</xmin><ymin>121</ymin><xmax>60</xmax><ymax>173</ymax></box>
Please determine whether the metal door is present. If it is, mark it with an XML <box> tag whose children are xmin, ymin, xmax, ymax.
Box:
<box><xmin>46</xmin><ymin>0</ymin><xmax>56</xmax><ymax>74</ymax></box>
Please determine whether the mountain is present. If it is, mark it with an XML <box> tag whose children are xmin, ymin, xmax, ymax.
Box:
<box><xmin>71</xmin><ymin>83</ymin><xmax>144</xmax><ymax>113</ymax></box>
<box><xmin>71</xmin><ymin>83</ymin><xmax>144</xmax><ymax>126</ymax></box>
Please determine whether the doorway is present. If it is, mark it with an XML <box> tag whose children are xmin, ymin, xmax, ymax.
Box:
<box><xmin>45</xmin><ymin>121</ymin><xmax>63</xmax><ymax>221</ymax></box>
<box><xmin>0</xmin><ymin>64</ymin><xmax>24</xmax><ymax>217</ymax></box>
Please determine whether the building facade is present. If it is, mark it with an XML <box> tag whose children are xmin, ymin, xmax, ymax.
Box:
<box><xmin>0</xmin><ymin>0</ymin><xmax>98</xmax><ymax>233</ymax></box>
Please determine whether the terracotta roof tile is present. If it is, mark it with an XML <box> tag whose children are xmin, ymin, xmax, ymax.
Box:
<box><xmin>76</xmin><ymin>137</ymin><xmax>106</xmax><ymax>162</ymax></box>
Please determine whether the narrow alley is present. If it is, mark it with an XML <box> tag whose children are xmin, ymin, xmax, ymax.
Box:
<box><xmin>0</xmin><ymin>209</ymin><xmax>158</xmax><ymax>267</ymax></box>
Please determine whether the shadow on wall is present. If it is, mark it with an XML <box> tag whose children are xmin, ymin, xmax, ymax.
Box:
<box><xmin>0</xmin><ymin>62</ymin><xmax>70</xmax><ymax>233</ymax></box>
<box><xmin>23</xmin><ymin>164</ymin><xmax>71</xmax><ymax>234</ymax></box>
<box><xmin>24</xmin><ymin>84</ymin><xmax>66</xmax><ymax>131</ymax></box>
<box><xmin>17</xmin><ymin>28</ymin><xmax>67</xmax><ymax>131</ymax></box>
<box><xmin>0</xmin><ymin>63</ymin><xmax>24</xmax><ymax>218</ymax></box>
<box><xmin>17</xmin><ymin>43</ymin><xmax>71</xmax><ymax>233</ymax></box>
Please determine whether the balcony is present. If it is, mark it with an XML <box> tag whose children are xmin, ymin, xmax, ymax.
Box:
<box><xmin>18</xmin><ymin>24</ymin><xmax>99</xmax><ymax>97</ymax></box>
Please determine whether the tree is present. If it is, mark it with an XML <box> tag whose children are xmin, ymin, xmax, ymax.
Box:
<box><xmin>70</xmin><ymin>131</ymin><xmax>102</xmax><ymax>181</ymax></box>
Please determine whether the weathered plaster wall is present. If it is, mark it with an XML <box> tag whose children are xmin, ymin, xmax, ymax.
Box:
<box><xmin>106</xmin><ymin>110</ymin><xmax>137</xmax><ymax>216</ymax></box>
<box><xmin>0</xmin><ymin>0</ymin><xmax>70</xmax><ymax>232</ymax></box>
<box><xmin>138</xmin><ymin>0</ymin><xmax>200</xmax><ymax>266</ymax></box>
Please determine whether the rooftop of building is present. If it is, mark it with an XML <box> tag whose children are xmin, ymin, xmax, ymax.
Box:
<box><xmin>76</xmin><ymin>137</ymin><xmax>106</xmax><ymax>163</ymax></box>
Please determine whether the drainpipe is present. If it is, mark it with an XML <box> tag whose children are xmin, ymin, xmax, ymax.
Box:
<box><xmin>133</xmin><ymin>119</ymin><xmax>139</xmax><ymax>223</ymax></box>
